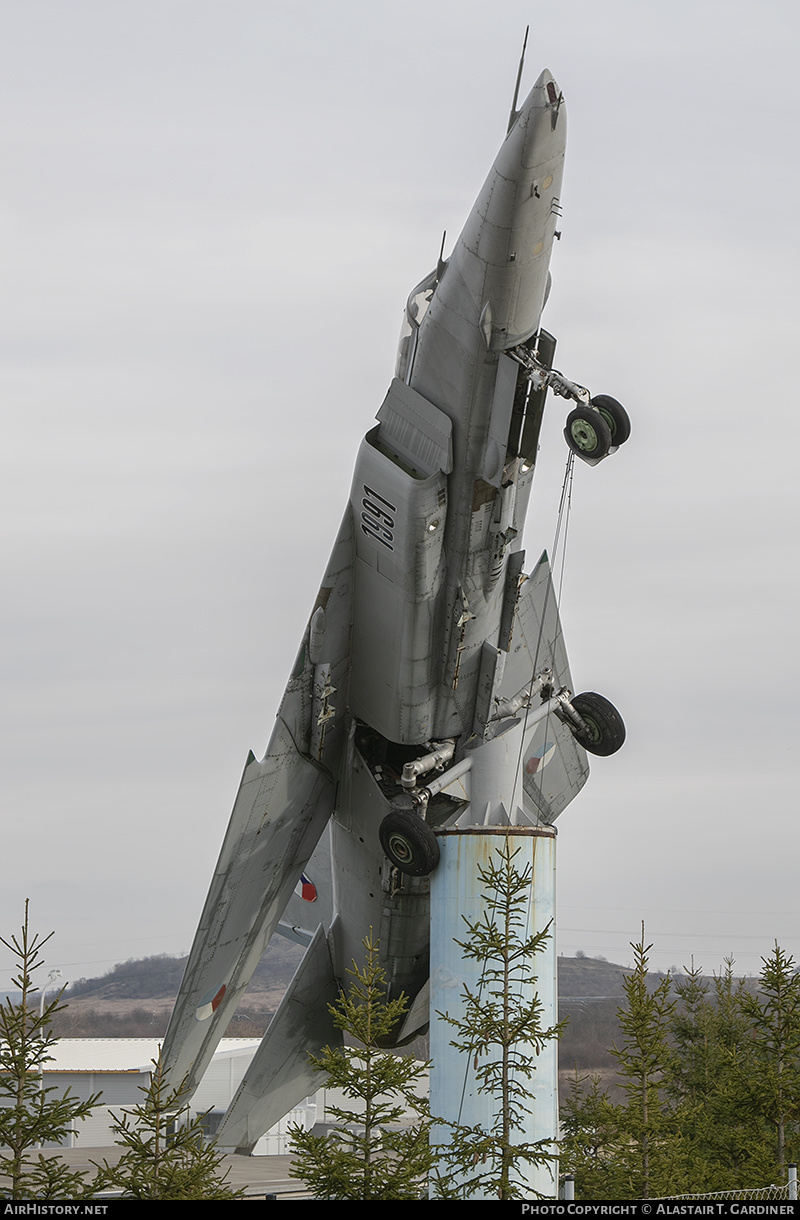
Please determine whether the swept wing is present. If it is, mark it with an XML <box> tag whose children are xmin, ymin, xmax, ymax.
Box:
<box><xmin>160</xmin><ymin>513</ymin><xmax>353</xmax><ymax>1094</ymax></box>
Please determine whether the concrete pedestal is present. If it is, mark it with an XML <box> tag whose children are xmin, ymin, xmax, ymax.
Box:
<box><xmin>429</xmin><ymin>825</ymin><xmax>558</xmax><ymax>1199</ymax></box>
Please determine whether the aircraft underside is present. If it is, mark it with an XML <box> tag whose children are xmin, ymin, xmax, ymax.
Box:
<box><xmin>160</xmin><ymin>55</ymin><xmax>629</xmax><ymax>1156</ymax></box>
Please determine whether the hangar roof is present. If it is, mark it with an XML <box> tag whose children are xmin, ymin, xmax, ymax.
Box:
<box><xmin>43</xmin><ymin>1038</ymin><xmax>261</xmax><ymax>1073</ymax></box>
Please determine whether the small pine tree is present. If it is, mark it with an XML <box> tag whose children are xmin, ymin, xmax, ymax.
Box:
<box><xmin>605</xmin><ymin>924</ymin><xmax>689</xmax><ymax>1200</ymax></box>
<box><xmin>559</xmin><ymin>1069</ymin><xmax>622</xmax><ymax>1199</ymax></box>
<box><xmin>0</xmin><ymin>902</ymin><xmax>101</xmax><ymax>1200</ymax></box>
<box><xmin>738</xmin><ymin>942</ymin><xmax>800</xmax><ymax>1178</ymax></box>
<box><xmin>91</xmin><ymin>1054</ymin><xmax>243</xmax><ymax>1200</ymax></box>
<box><xmin>431</xmin><ymin>838</ymin><xmax>563</xmax><ymax>1200</ymax></box>
<box><xmin>670</xmin><ymin>959</ymin><xmax>713</xmax><ymax>1104</ymax></box>
<box><xmin>562</xmin><ymin>935</ymin><xmax>800</xmax><ymax>1198</ymax></box>
<box><xmin>288</xmin><ymin>931</ymin><xmax>431</xmax><ymax>1200</ymax></box>
<box><xmin>669</xmin><ymin>956</ymin><xmax>763</xmax><ymax>1190</ymax></box>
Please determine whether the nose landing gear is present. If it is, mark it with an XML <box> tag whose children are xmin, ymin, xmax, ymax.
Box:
<box><xmin>509</xmin><ymin>343</ymin><xmax>631</xmax><ymax>464</ymax></box>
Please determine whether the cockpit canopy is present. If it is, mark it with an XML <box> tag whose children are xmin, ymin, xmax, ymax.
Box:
<box><xmin>395</xmin><ymin>268</ymin><xmax>438</xmax><ymax>383</ymax></box>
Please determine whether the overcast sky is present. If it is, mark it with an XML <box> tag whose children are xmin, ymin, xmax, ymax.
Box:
<box><xmin>2</xmin><ymin>0</ymin><xmax>798</xmax><ymax>993</ymax></box>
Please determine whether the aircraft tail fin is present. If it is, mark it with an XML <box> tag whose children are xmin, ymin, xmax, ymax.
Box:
<box><xmin>512</xmin><ymin>552</ymin><xmax>590</xmax><ymax>821</ymax></box>
<box><xmin>486</xmin><ymin>550</ymin><xmax>590</xmax><ymax>823</ymax></box>
<box><xmin>215</xmin><ymin>923</ymin><xmax>341</xmax><ymax>1154</ymax></box>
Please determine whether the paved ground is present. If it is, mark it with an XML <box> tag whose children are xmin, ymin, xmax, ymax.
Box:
<box><xmin>2</xmin><ymin>1148</ymin><xmax>310</xmax><ymax>1199</ymax></box>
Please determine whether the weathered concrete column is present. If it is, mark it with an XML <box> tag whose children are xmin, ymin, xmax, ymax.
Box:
<box><xmin>429</xmin><ymin>825</ymin><xmax>558</xmax><ymax>1199</ymax></box>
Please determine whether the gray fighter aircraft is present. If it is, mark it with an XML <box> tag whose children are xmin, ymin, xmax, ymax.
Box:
<box><xmin>161</xmin><ymin>53</ymin><xmax>627</xmax><ymax>1153</ymax></box>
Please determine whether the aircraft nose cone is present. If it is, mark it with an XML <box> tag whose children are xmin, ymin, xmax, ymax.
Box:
<box><xmin>526</xmin><ymin>68</ymin><xmax>563</xmax><ymax>121</ymax></box>
<box><xmin>513</xmin><ymin>68</ymin><xmax>564</xmax><ymax>169</ymax></box>
<box><xmin>533</xmin><ymin>67</ymin><xmax>560</xmax><ymax>97</ymax></box>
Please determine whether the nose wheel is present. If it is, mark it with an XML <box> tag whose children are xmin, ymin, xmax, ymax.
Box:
<box><xmin>564</xmin><ymin>396</ymin><xmax>630</xmax><ymax>461</ymax></box>
<box><xmin>592</xmin><ymin>395</ymin><xmax>631</xmax><ymax>445</ymax></box>
<box><xmin>565</xmin><ymin>406</ymin><xmax>612</xmax><ymax>458</ymax></box>
<box><xmin>508</xmin><ymin>342</ymin><xmax>630</xmax><ymax>465</ymax></box>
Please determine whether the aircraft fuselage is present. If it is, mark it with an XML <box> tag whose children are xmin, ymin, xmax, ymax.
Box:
<box><xmin>162</xmin><ymin>61</ymin><xmax>627</xmax><ymax>1152</ymax></box>
<box><xmin>331</xmin><ymin>70</ymin><xmax>567</xmax><ymax>1008</ymax></box>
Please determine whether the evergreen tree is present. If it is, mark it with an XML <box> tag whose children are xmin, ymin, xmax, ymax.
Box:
<box><xmin>560</xmin><ymin>935</ymin><xmax>800</xmax><ymax>1198</ymax></box>
<box><xmin>91</xmin><ymin>1053</ymin><xmax>243</xmax><ymax>1200</ymax></box>
<box><xmin>604</xmin><ymin>925</ymin><xmax>689</xmax><ymax>1199</ymax></box>
<box><xmin>669</xmin><ymin>957</ymin><xmax>764</xmax><ymax>1190</ymax></box>
<box><xmin>670</xmin><ymin>959</ymin><xmax>713</xmax><ymax>1104</ymax></box>
<box><xmin>0</xmin><ymin>902</ymin><xmax>100</xmax><ymax>1200</ymax></box>
<box><xmin>288</xmin><ymin>931</ymin><xmax>431</xmax><ymax>1200</ymax></box>
<box><xmin>738</xmin><ymin>942</ymin><xmax>800</xmax><ymax>1179</ymax></box>
<box><xmin>559</xmin><ymin>1069</ymin><xmax>623</xmax><ymax>1199</ymax></box>
<box><xmin>431</xmin><ymin>838</ymin><xmax>563</xmax><ymax>1200</ymax></box>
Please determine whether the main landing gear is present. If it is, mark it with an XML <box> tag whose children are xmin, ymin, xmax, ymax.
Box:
<box><xmin>377</xmin><ymin>739</ymin><xmax>454</xmax><ymax>877</ymax></box>
<box><xmin>375</xmin><ymin>685</ymin><xmax>627</xmax><ymax>875</ymax></box>
<box><xmin>379</xmin><ymin>810</ymin><xmax>440</xmax><ymax>876</ymax></box>
<box><xmin>489</xmin><ymin>668</ymin><xmax>627</xmax><ymax>759</ymax></box>
<box><xmin>567</xmin><ymin>691</ymin><xmax>626</xmax><ymax>756</ymax></box>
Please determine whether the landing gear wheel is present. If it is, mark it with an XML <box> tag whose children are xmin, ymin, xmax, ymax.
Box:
<box><xmin>565</xmin><ymin>407</ymin><xmax>612</xmax><ymax>459</ymax></box>
<box><xmin>379</xmin><ymin>811</ymin><xmax>440</xmax><ymax>876</ymax></box>
<box><xmin>591</xmin><ymin>395</ymin><xmax>631</xmax><ymax>446</ymax></box>
<box><xmin>571</xmin><ymin>692</ymin><xmax>626</xmax><ymax>756</ymax></box>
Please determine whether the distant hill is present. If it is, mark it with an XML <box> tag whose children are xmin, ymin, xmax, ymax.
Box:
<box><xmin>65</xmin><ymin>936</ymin><xmax>303</xmax><ymax>1004</ymax></box>
<box><xmin>55</xmin><ymin>936</ymin><xmax>304</xmax><ymax>1039</ymax></box>
<box><xmin>49</xmin><ymin>947</ymin><xmax>762</xmax><ymax>1096</ymax></box>
<box><xmin>56</xmin><ymin>944</ymin><xmax>759</xmax><ymax>1082</ymax></box>
<box><xmin>67</xmin><ymin>948</ymin><xmax>764</xmax><ymax>1010</ymax></box>
<box><xmin>63</xmin><ymin>947</ymin><xmax>640</xmax><ymax>1006</ymax></box>
<box><xmin>53</xmin><ymin>945</ymin><xmax>641</xmax><ymax>1063</ymax></box>
<box><xmin>557</xmin><ymin>954</ymin><xmax>631</xmax><ymax>999</ymax></box>
<box><xmin>558</xmin><ymin>955</ymin><xmax>631</xmax><ymax>1079</ymax></box>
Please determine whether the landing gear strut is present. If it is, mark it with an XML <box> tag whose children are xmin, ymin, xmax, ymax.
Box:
<box><xmin>509</xmin><ymin>343</ymin><xmax>631</xmax><ymax>464</ymax></box>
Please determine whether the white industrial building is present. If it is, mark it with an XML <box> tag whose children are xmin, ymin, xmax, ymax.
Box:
<box><xmin>33</xmin><ymin>1039</ymin><xmax>319</xmax><ymax>1154</ymax></box>
<box><xmin>4</xmin><ymin>1037</ymin><xmax>427</xmax><ymax>1157</ymax></box>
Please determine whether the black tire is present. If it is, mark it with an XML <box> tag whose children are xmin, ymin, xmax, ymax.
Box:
<box><xmin>591</xmin><ymin>395</ymin><xmax>631</xmax><ymax>445</ymax></box>
<box><xmin>571</xmin><ymin>692</ymin><xmax>626</xmax><ymax>756</ymax></box>
<box><xmin>379</xmin><ymin>811</ymin><xmax>440</xmax><ymax>876</ymax></box>
<box><xmin>564</xmin><ymin>407</ymin><xmax>612</xmax><ymax>458</ymax></box>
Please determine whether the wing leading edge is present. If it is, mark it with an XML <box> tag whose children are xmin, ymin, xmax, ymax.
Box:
<box><xmin>161</xmin><ymin>511</ymin><xmax>354</xmax><ymax>1096</ymax></box>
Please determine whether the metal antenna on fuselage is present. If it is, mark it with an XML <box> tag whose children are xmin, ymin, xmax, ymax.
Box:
<box><xmin>507</xmin><ymin>25</ymin><xmax>529</xmax><ymax>134</ymax></box>
<box><xmin>436</xmin><ymin>230</ymin><xmax>447</xmax><ymax>281</ymax></box>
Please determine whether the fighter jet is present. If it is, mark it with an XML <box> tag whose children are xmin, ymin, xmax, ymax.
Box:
<box><xmin>161</xmin><ymin>51</ymin><xmax>628</xmax><ymax>1153</ymax></box>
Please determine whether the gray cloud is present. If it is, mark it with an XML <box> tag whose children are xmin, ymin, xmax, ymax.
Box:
<box><xmin>2</xmin><ymin>0</ymin><xmax>798</xmax><ymax>985</ymax></box>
